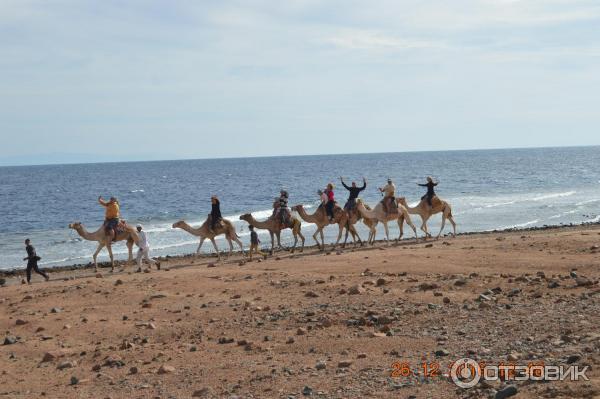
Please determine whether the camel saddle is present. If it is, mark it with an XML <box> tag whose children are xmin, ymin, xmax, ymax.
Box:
<box><xmin>103</xmin><ymin>219</ymin><xmax>129</xmax><ymax>235</ymax></box>
<box><xmin>381</xmin><ymin>197</ymin><xmax>399</xmax><ymax>216</ymax></box>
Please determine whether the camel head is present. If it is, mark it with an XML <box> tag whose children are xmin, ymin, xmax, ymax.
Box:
<box><xmin>396</xmin><ymin>197</ymin><xmax>408</xmax><ymax>206</ymax></box>
<box><xmin>355</xmin><ymin>199</ymin><xmax>364</xmax><ymax>208</ymax></box>
<box><xmin>291</xmin><ymin>205</ymin><xmax>303</xmax><ymax>212</ymax></box>
<box><xmin>239</xmin><ymin>214</ymin><xmax>251</xmax><ymax>222</ymax></box>
<box><xmin>172</xmin><ymin>220</ymin><xmax>185</xmax><ymax>229</ymax></box>
<box><xmin>68</xmin><ymin>221</ymin><xmax>82</xmax><ymax>230</ymax></box>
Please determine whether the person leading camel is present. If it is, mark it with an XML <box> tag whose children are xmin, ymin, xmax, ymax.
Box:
<box><xmin>135</xmin><ymin>224</ymin><xmax>159</xmax><ymax>271</ymax></box>
<box><xmin>324</xmin><ymin>183</ymin><xmax>335</xmax><ymax>222</ymax></box>
<box><xmin>418</xmin><ymin>176</ymin><xmax>438</xmax><ymax>208</ymax></box>
<box><xmin>379</xmin><ymin>178</ymin><xmax>396</xmax><ymax>214</ymax></box>
<box><xmin>209</xmin><ymin>196</ymin><xmax>222</xmax><ymax>232</ymax></box>
<box><xmin>98</xmin><ymin>196</ymin><xmax>120</xmax><ymax>241</ymax></box>
<box><xmin>23</xmin><ymin>239</ymin><xmax>49</xmax><ymax>283</ymax></box>
<box><xmin>341</xmin><ymin>176</ymin><xmax>366</xmax><ymax>213</ymax></box>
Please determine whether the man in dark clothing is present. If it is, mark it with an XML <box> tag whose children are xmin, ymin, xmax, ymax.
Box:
<box><xmin>340</xmin><ymin>177</ymin><xmax>367</xmax><ymax>212</ymax></box>
<box><xmin>418</xmin><ymin>176</ymin><xmax>438</xmax><ymax>207</ymax></box>
<box><xmin>23</xmin><ymin>239</ymin><xmax>49</xmax><ymax>283</ymax></box>
<box><xmin>210</xmin><ymin>196</ymin><xmax>222</xmax><ymax>231</ymax></box>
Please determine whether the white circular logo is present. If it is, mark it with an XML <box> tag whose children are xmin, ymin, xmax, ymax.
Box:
<box><xmin>450</xmin><ymin>358</ymin><xmax>481</xmax><ymax>389</ymax></box>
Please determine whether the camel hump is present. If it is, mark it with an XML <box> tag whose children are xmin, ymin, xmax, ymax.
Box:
<box><xmin>431</xmin><ymin>196</ymin><xmax>443</xmax><ymax>208</ymax></box>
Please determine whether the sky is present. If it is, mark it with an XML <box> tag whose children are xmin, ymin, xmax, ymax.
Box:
<box><xmin>1</xmin><ymin>0</ymin><xmax>599</xmax><ymax>165</ymax></box>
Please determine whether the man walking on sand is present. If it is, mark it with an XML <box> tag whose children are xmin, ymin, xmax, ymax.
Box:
<box><xmin>135</xmin><ymin>224</ymin><xmax>159</xmax><ymax>272</ymax></box>
<box><xmin>23</xmin><ymin>239</ymin><xmax>49</xmax><ymax>284</ymax></box>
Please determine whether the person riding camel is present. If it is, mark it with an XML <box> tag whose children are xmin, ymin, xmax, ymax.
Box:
<box><xmin>209</xmin><ymin>195</ymin><xmax>223</xmax><ymax>232</ymax></box>
<box><xmin>274</xmin><ymin>190</ymin><xmax>290</xmax><ymax>227</ymax></box>
<box><xmin>341</xmin><ymin>176</ymin><xmax>366</xmax><ymax>214</ymax></box>
<box><xmin>418</xmin><ymin>176</ymin><xmax>438</xmax><ymax>208</ymax></box>
<box><xmin>98</xmin><ymin>196</ymin><xmax>120</xmax><ymax>241</ymax></box>
<box><xmin>324</xmin><ymin>183</ymin><xmax>335</xmax><ymax>222</ymax></box>
<box><xmin>379</xmin><ymin>178</ymin><xmax>397</xmax><ymax>214</ymax></box>
<box><xmin>318</xmin><ymin>189</ymin><xmax>328</xmax><ymax>209</ymax></box>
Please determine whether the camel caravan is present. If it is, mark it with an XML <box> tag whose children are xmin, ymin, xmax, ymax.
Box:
<box><xmin>68</xmin><ymin>177</ymin><xmax>457</xmax><ymax>270</ymax></box>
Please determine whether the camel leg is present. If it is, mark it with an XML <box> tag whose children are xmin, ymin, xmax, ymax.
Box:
<box><xmin>290</xmin><ymin>232</ymin><xmax>297</xmax><ymax>253</ymax></box>
<box><xmin>127</xmin><ymin>240</ymin><xmax>134</xmax><ymax>265</ymax></box>
<box><xmin>92</xmin><ymin>243</ymin><xmax>104</xmax><ymax>272</ymax></box>
<box><xmin>210</xmin><ymin>238</ymin><xmax>221</xmax><ymax>261</ymax></box>
<box><xmin>448</xmin><ymin>215</ymin><xmax>457</xmax><ymax>237</ymax></box>
<box><xmin>405</xmin><ymin>213</ymin><xmax>418</xmax><ymax>242</ymax></box>
<box><xmin>397</xmin><ymin>216</ymin><xmax>404</xmax><ymax>242</ymax></box>
<box><xmin>298</xmin><ymin>229</ymin><xmax>305</xmax><ymax>252</ymax></box>
<box><xmin>269</xmin><ymin>232</ymin><xmax>275</xmax><ymax>255</ymax></box>
<box><xmin>320</xmin><ymin>229</ymin><xmax>325</xmax><ymax>251</ymax></box>
<box><xmin>234</xmin><ymin>237</ymin><xmax>244</xmax><ymax>256</ymax></box>
<box><xmin>383</xmin><ymin>222</ymin><xmax>390</xmax><ymax>246</ymax></box>
<box><xmin>312</xmin><ymin>228</ymin><xmax>322</xmax><ymax>251</ymax></box>
<box><xmin>333</xmin><ymin>224</ymin><xmax>346</xmax><ymax>249</ymax></box>
<box><xmin>196</xmin><ymin>238</ymin><xmax>206</xmax><ymax>255</ymax></box>
<box><xmin>106</xmin><ymin>244</ymin><xmax>114</xmax><ymax>272</ymax></box>
<box><xmin>226</xmin><ymin>238</ymin><xmax>234</xmax><ymax>258</ymax></box>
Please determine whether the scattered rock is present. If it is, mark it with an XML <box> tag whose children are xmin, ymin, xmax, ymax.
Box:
<box><xmin>348</xmin><ymin>285</ymin><xmax>363</xmax><ymax>295</ymax></box>
<box><xmin>95</xmin><ymin>273</ymin><xmax>103</xmax><ymax>278</ymax></box>
<box><xmin>3</xmin><ymin>336</ymin><xmax>17</xmax><ymax>345</ymax></box>
<box><xmin>304</xmin><ymin>291</ymin><xmax>319</xmax><ymax>298</ymax></box>
<box><xmin>157</xmin><ymin>364</ymin><xmax>175</xmax><ymax>374</ymax></box>
<box><xmin>15</xmin><ymin>319</ymin><xmax>27</xmax><ymax>326</ymax></box>
<box><xmin>495</xmin><ymin>385</ymin><xmax>518</xmax><ymax>399</ymax></box>
<box><xmin>192</xmin><ymin>387</ymin><xmax>215</xmax><ymax>398</ymax></box>
<box><xmin>57</xmin><ymin>360</ymin><xmax>77</xmax><ymax>370</ymax></box>
<box><xmin>576</xmin><ymin>277</ymin><xmax>593</xmax><ymax>287</ymax></box>
<box><xmin>376</xmin><ymin>278</ymin><xmax>388</xmax><ymax>286</ymax></box>
<box><xmin>337</xmin><ymin>360</ymin><xmax>353</xmax><ymax>368</ymax></box>
<box><xmin>315</xmin><ymin>361</ymin><xmax>326</xmax><ymax>370</ymax></box>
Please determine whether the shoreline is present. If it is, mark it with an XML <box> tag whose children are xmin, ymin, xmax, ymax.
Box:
<box><xmin>2</xmin><ymin>220</ymin><xmax>598</xmax><ymax>279</ymax></box>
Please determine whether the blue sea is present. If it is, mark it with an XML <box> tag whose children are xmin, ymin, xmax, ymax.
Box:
<box><xmin>1</xmin><ymin>146</ymin><xmax>599</xmax><ymax>270</ymax></box>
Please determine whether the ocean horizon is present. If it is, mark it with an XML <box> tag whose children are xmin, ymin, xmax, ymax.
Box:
<box><xmin>1</xmin><ymin>145</ymin><xmax>599</xmax><ymax>270</ymax></box>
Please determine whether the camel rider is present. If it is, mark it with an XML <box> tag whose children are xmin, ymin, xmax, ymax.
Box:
<box><xmin>379</xmin><ymin>178</ymin><xmax>397</xmax><ymax>214</ymax></box>
<box><xmin>276</xmin><ymin>190</ymin><xmax>290</xmax><ymax>226</ymax></box>
<box><xmin>318</xmin><ymin>189</ymin><xmax>328</xmax><ymax>208</ymax></box>
<box><xmin>341</xmin><ymin>177</ymin><xmax>366</xmax><ymax>212</ymax></box>
<box><xmin>98</xmin><ymin>196</ymin><xmax>120</xmax><ymax>240</ymax></box>
<box><xmin>418</xmin><ymin>176</ymin><xmax>438</xmax><ymax>207</ymax></box>
<box><xmin>209</xmin><ymin>196</ymin><xmax>222</xmax><ymax>232</ymax></box>
<box><xmin>324</xmin><ymin>183</ymin><xmax>335</xmax><ymax>222</ymax></box>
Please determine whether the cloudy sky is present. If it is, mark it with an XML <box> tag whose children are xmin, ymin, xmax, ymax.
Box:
<box><xmin>1</xmin><ymin>0</ymin><xmax>599</xmax><ymax>165</ymax></box>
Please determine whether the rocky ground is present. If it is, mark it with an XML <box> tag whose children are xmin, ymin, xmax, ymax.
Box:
<box><xmin>1</xmin><ymin>225</ymin><xmax>600</xmax><ymax>399</ymax></box>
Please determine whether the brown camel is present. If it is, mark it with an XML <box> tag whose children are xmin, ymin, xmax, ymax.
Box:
<box><xmin>239</xmin><ymin>213</ymin><xmax>305</xmax><ymax>254</ymax></box>
<box><xmin>68</xmin><ymin>221</ymin><xmax>139</xmax><ymax>272</ymax></box>
<box><xmin>397</xmin><ymin>196</ymin><xmax>456</xmax><ymax>239</ymax></box>
<box><xmin>355</xmin><ymin>199</ymin><xmax>418</xmax><ymax>245</ymax></box>
<box><xmin>172</xmin><ymin>218</ymin><xmax>244</xmax><ymax>261</ymax></box>
<box><xmin>291</xmin><ymin>204</ymin><xmax>362</xmax><ymax>250</ymax></box>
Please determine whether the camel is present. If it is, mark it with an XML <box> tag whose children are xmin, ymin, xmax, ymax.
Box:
<box><xmin>291</xmin><ymin>204</ymin><xmax>363</xmax><ymax>250</ymax></box>
<box><xmin>397</xmin><ymin>196</ymin><xmax>456</xmax><ymax>239</ymax></box>
<box><xmin>239</xmin><ymin>213</ymin><xmax>305</xmax><ymax>254</ymax></box>
<box><xmin>68</xmin><ymin>221</ymin><xmax>139</xmax><ymax>272</ymax></box>
<box><xmin>355</xmin><ymin>199</ymin><xmax>418</xmax><ymax>245</ymax></box>
<box><xmin>172</xmin><ymin>219</ymin><xmax>244</xmax><ymax>261</ymax></box>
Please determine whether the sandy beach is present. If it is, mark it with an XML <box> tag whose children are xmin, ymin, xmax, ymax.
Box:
<box><xmin>1</xmin><ymin>225</ymin><xmax>599</xmax><ymax>398</ymax></box>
